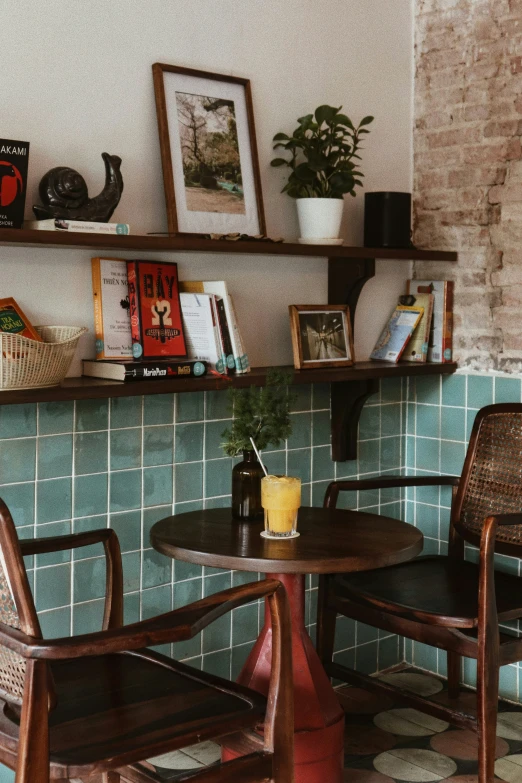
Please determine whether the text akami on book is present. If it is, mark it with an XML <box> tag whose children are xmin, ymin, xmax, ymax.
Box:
<box><xmin>0</xmin><ymin>140</ymin><xmax>30</xmax><ymax>229</ymax></box>
<box><xmin>127</xmin><ymin>260</ymin><xmax>187</xmax><ymax>359</ymax></box>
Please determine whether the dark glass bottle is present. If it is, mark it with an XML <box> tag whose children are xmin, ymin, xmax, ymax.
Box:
<box><xmin>232</xmin><ymin>450</ymin><xmax>265</xmax><ymax>520</ymax></box>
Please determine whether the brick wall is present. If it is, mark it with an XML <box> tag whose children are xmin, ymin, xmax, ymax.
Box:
<box><xmin>414</xmin><ymin>0</ymin><xmax>522</xmax><ymax>371</ymax></box>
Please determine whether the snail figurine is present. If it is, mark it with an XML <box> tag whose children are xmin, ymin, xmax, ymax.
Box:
<box><xmin>33</xmin><ymin>152</ymin><xmax>123</xmax><ymax>222</ymax></box>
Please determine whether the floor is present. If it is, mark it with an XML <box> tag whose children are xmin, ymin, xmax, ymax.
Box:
<box><xmin>137</xmin><ymin>668</ymin><xmax>522</xmax><ymax>781</ymax></box>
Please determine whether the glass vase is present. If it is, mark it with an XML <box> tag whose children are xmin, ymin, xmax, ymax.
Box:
<box><xmin>232</xmin><ymin>450</ymin><xmax>265</xmax><ymax>520</ymax></box>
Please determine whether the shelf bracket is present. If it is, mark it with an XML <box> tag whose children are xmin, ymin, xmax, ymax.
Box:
<box><xmin>328</xmin><ymin>256</ymin><xmax>376</xmax><ymax>461</ymax></box>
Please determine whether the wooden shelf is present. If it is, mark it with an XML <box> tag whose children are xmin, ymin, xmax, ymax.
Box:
<box><xmin>0</xmin><ymin>361</ymin><xmax>457</xmax><ymax>406</ymax></box>
<box><xmin>0</xmin><ymin>228</ymin><xmax>457</xmax><ymax>261</ymax></box>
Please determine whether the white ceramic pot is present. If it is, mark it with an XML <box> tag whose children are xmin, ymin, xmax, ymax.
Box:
<box><xmin>296</xmin><ymin>197</ymin><xmax>344</xmax><ymax>242</ymax></box>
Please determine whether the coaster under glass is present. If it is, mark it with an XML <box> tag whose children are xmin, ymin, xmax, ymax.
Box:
<box><xmin>260</xmin><ymin>530</ymin><xmax>300</xmax><ymax>540</ymax></box>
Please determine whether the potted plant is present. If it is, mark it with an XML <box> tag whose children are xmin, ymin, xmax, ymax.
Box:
<box><xmin>271</xmin><ymin>105</ymin><xmax>373</xmax><ymax>244</ymax></box>
<box><xmin>222</xmin><ymin>369</ymin><xmax>296</xmax><ymax>521</ymax></box>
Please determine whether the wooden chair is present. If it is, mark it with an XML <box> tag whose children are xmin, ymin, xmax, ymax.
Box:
<box><xmin>317</xmin><ymin>402</ymin><xmax>522</xmax><ymax>783</ymax></box>
<box><xmin>0</xmin><ymin>498</ymin><xmax>293</xmax><ymax>783</ymax></box>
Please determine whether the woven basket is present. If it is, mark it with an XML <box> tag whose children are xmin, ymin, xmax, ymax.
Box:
<box><xmin>0</xmin><ymin>326</ymin><xmax>88</xmax><ymax>391</ymax></box>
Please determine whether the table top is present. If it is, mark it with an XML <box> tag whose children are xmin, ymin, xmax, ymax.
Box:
<box><xmin>150</xmin><ymin>507</ymin><xmax>423</xmax><ymax>574</ymax></box>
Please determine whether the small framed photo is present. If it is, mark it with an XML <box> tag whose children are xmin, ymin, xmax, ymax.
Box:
<box><xmin>289</xmin><ymin>305</ymin><xmax>354</xmax><ymax>370</ymax></box>
<box><xmin>153</xmin><ymin>63</ymin><xmax>266</xmax><ymax>237</ymax></box>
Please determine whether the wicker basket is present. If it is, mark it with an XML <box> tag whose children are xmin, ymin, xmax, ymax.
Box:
<box><xmin>0</xmin><ymin>326</ymin><xmax>88</xmax><ymax>391</ymax></box>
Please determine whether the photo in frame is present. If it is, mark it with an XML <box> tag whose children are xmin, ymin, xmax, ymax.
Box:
<box><xmin>153</xmin><ymin>63</ymin><xmax>266</xmax><ymax>237</ymax></box>
<box><xmin>289</xmin><ymin>305</ymin><xmax>354</xmax><ymax>370</ymax></box>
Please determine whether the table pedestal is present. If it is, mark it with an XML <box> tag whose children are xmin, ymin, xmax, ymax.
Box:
<box><xmin>222</xmin><ymin>573</ymin><xmax>345</xmax><ymax>783</ymax></box>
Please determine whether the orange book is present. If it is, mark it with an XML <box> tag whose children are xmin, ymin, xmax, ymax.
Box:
<box><xmin>0</xmin><ymin>298</ymin><xmax>41</xmax><ymax>341</ymax></box>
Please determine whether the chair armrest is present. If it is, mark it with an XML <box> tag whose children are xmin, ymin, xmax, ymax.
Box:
<box><xmin>20</xmin><ymin>529</ymin><xmax>123</xmax><ymax>630</ymax></box>
<box><xmin>324</xmin><ymin>475</ymin><xmax>460</xmax><ymax>508</ymax></box>
<box><xmin>1</xmin><ymin>579</ymin><xmax>284</xmax><ymax>661</ymax></box>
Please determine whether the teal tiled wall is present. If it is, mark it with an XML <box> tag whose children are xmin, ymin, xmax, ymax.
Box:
<box><xmin>0</xmin><ymin>378</ymin><xmax>408</xmax><ymax>781</ymax></box>
<box><xmin>404</xmin><ymin>372</ymin><xmax>522</xmax><ymax>703</ymax></box>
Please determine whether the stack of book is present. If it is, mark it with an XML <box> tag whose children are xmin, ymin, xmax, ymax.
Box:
<box><xmin>370</xmin><ymin>280</ymin><xmax>453</xmax><ymax>364</ymax></box>
<box><xmin>83</xmin><ymin>256</ymin><xmax>249</xmax><ymax>383</ymax></box>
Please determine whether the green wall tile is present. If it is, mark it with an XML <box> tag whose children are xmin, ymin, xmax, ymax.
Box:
<box><xmin>232</xmin><ymin>604</ymin><xmax>259</xmax><ymax>646</ymax></box>
<box><xmin>466</xmin><ymin>375</ymin><xmax>492</xmax><ymax>409</ymax></box>
<box><xmin>38</xmin><ymin>401</ymin><xmax>74</xmax><ymax>435</ymax></box>
<box><xmin>74</xmin><ymin>557</ymin><xmax>107</xmax><ymax>603</ymax></box>
<box><xmin>122</xmin><ymin>551</ymin><xmax>141</xmax><ymax>593</ymax></box>
<box><xmin>110</xmin><ymin>509</ymin><xmax>141</xmax><ymax>553</ymax></box>
<box><xmin>287</xmin><ymin>448</ymin><xmax>311</xmax><ymax>484</ymax></box>
<box><xmin>231</xmin><ymin>643</ymin><xmax>252</xmax><ymax>679</ymax></box>
<box><xmin>37</xmin><ymin>478</ymin><xmax>72</xmax><ymax>524</ymax></box>
<box><xmin>203</xmin><ymin>648</ymin><xmax>231</xmax><ymax>678</ymax></box>
<box><xmin>142</xmin><ymin>548</ymin><xmax>172</xmax><ymax>588</ymax></box>
<box><xmin>312</xmin><ymin>410</ymin><xmax>331</xmax><ymax>446</ymax></box>
<box><xmin>143</xmin><ymin>504</ymin><xmax>172</xmax><ymax>544</ymax></box>
<box><xmin>495</xmin><ymin>377</ymin><xmax>521</xmax><ymax>404</ymax></box>
<box><xmin>75</xmin><ymin>399</ymin><xmax>108</xmax><ymax>432</ymax></box>
<box><xmin>141</xmin><ymin>584</ymin><xmax>172</xmax><ymax>618</ymax></box>
<box><xmin>39</xmin><ymin>606</ymin><xmax>71</xmax><ymax>638</ymax></box>
<box><xmin>205</xmin><ymin>458</ymin><xmax>232</xmax><ymax>498</ymax></box>
<box><xmin>144</xmin><ymin>465</ymin><xmax>173</xmax><ymax>507</ymax></box>
<box><xmin>175</xmin><ymin>422</ymin><xmax>204</xmax><ymax>463</ymax></box>
<box><xmin>35</xmin><ymin>563</ymin><xmax>71</xmax><ymax>611</ymax></box>
<box><xmin>440</xmin><ymin>405</ymin><xmax>466</xmax><ymax>442</ymax></box>
<box><xmin>124</xmin><ymin>593</ymin><xmax>140</xmax><ymax>624</ymax></box>
<box><xmin>381</xmin><ymin>404</ymin><xmax>402</xmax><ymax>437</ymax></box>
<box><xmin>416</xmin><ymin>405</ymin><xmax>440</xmax><ymax>439</ymax></box>
<box><xmin>359</xmin><ymin>404</ymin><xmax>380</xmax><ymax>440</ymax></box>
<box><xmin>74</xmin><ymin>473</ymin><xmax>108</xmax><ymax>517</ymax></box>
<box><xmin>176</xmin><ymin>392</ymin><xmax>204</xmax><ymax>422</ymax></box>
<box><xmin>110</xmin><ymin>396</ymin><xmax>142</xmax><ymax>428</ymax></box>
<box><xmin>144</xmin><ymin>394</ymin><xmax>174</xmax><ymax>425</ymax></box>
<box><xmin>205</xmin><ymin>420</ymin><xmax>229</xmax><ymax>460</ymax></box>
<box><xmin>415</xmin><ymin>437</ymin><xmax>440</xmax><ymax>473</ymax></box>
<box><xmin>441</xmin><ymin>374</ymin><xmax>466</xmax><ymax>407</ymax></box>
<box><xmin>0</xmin><ymin>404</ymin><xmax>36</xmax><ymax>438</ymax></box>
<box><xmin>206</xmin><ymin>390</ymin><xmax>231</xmax><ymax>419</ymax></box>
<box><xmin>288</xmin><ymin>412</ymin><xmax>312</xmax><ymax>449</ymax></box>
<box><xmin>291</xmin><ymin>385</ymin><xmax>311</xmax><ymax>412</ymax></box>
<box><xmin>440</xmin><ymin>439</ymin><xmax>466</xmax><ymax>476</ymax></box>
<box><xmin>72</xmin><ymin>515</ymin><xmax>107</xmax><ymax>559</ymax></box>
<box><xmin>73</xmin><ymin>599</ymin><xmax>104</xmax><ymax>635</ymax></box>
<box><xmin>143</xmin><ymin>426</ymin><xmax>173</xmax><ymax>467</ymax></box>
<box><xmin>36</xmin><ymin>520</ymin><xmax>71</xmax><ymax>566</ymax></box>
<box><xmin>312</xmin><ymin>445</ymin><xmax>333</xmax><ymax>482</ymax></box>
<box><xmin>75</xmin><ymin>431</ymin><xmax>108</xmax><ymax>475</ymax></box>
<box><xmin>38</xmin><ymin>434</ymin><xmax>73</xmax><ymax>479</ymax></box>
<box><xmin>414</xmin><ymin>376</ymin><xmax>441</xmax><ymax>405</ymax></box>
<box><xmin>263</xmin><ymin>450</ymin><xmax>286</xmax><ymax>476</ymax></box>
<box><xmin>0</xmin><ymin>438</ymin><xmax>36</xmax><ymax>484</ymax></box>
<box><xmin>0</xmin><ymin>483</ymin><xmax>35</xmax><ymax>526</ymax></box>
<box><xmin>312</xmin><ymin>383</ymin><xmax>330</xmax><ymax>410</ymax></box>
<box><xmin>110</xmin><ymin>428</ymin><xmax>142</xmax><ymax>470</ymax></box>
<box><xmin>111</xmin><ymin>469</ymin><xmax>142</xmax><ymax>512</ymax></box>
<box><xmin>380</xmin><ymin>378</ymin><xmax>402</xmax><ymax>403</ymax></box>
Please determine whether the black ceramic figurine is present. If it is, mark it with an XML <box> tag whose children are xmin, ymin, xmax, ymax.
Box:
<box><xmin>33</xmin><ymin>152</ymin><xmax>123</xmax><ymax>222</ymax></box>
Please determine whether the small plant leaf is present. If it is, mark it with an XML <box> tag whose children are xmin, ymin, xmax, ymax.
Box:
<box><xmin>359</xmin><ymin>115</ymin><xmax>374</xmax><ymax>126</ymax></box>
<box><xmin>271</xmin><ymin>158</ymin><xmax>288</xmax><ymax>167</ymax></box>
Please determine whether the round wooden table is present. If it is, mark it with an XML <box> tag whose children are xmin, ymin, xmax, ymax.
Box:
<box><xmin>151</xmin><ymin>506</ymin><xmax>423</xmax><ymax>783</ymax></box>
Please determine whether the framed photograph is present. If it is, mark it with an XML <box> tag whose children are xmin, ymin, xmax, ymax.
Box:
<box><xmin>153</xmin><ymin>63</ymin><xmax>266</xmax><ymax>237</ymax></box>
<box><xmin>289</xmin><ymin>305</ymin><xmax>354</xmax><ymax>370</ymax></box>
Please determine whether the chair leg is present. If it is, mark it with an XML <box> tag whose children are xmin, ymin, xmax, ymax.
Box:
<box><xmin>447</xmin><ymin>651</ymin><xmax>461</xmax><ymax>698</ymax></box>
<box><xmin>16</xmin><ymin>661</ymin><xmax>50</xmax><ymax>783</ymax></box>
<box><xmin>316</xmin><ymin>574</ymin><xmax>337</xmax><ymax>666</ymax></box>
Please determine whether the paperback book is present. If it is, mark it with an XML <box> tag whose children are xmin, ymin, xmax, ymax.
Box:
<box><xmin>82</xmin><ymin>359</ymin><xmax>207</xmax><ymax>382</ymax></box>
<box><xmin>91</xmin><ymin>257</ymin><xmax>133</xmax><ymax>359</ymax></box>
<box><xmin>407</xmin><ymin>280</ymin><xmax>454</xmax><ymax>362</ymax></box>
<box><xmin>400</xmin><ymin>293</ymin><xmax>434</xmax><ymax>363</ymax></box>
<box><xmin>0</xmin><ymin>139</ymin><xmax>30</xmax><ymax>229</ymax></box>
<box><xmin>179</xmin><ymin>292</ymin><xmax>227</xmax><ymax>374</ymax></box>
<box><xmin>26</xmin><ymin>219</ymin><xmax>130</xmax><ymax>234</ymax></box>
<box><xmin>127</xmin><ymin>260</ymin><xmax>187</xmax><ymax>360</ymax></box>
<box><xmin>370</xmin><ymin>304</ymin><xmax>424</xmax><ymax>363</ymax></box>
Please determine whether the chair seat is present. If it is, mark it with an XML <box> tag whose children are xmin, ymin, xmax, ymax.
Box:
<box><xmin>334</xmin><ymin>555</ymin><xmax>522</xmax><ymax>628</ymax></box>
<box><xmin>0</xmin><ymin>651</ymin><xmax>266</xmax><ymax>778</ymax></box>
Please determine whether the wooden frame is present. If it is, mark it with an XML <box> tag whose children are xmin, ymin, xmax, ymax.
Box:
<box><xmin>289</xmin><ymin>304</ymin><xmax>354</xmax><ymax>370</ymax></box>
<box><xmin>152</xmin><ymin>63</ymin><xmax>266</xmax><ymax>237</ymax></box>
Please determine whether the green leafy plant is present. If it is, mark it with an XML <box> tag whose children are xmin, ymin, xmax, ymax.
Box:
<box><xmin>271</xmin><ymin>104</ymin><xmax>374</xmax><ymax>198</ymax></box>
<box><xmin>221</xmin><ymin>369</ymin><xmax>297</xmax><ymax>457</ymax></box>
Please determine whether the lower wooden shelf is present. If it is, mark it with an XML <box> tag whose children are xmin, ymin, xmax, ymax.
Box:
<box><xmin>0</xmin><ymin>361</ymin><xmax>457</xmax><ymax>405</ymax></box>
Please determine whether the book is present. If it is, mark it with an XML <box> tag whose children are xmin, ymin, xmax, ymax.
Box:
<box><xmin>400</xmin><ymin>293</ymin><xmax>434</xmax><ymax>363</ymax></box>
<box><xmin>127</xmin><ymin>260</ymin><xmax>187</xmax><ymax>360</ymax></box>
<box><xmin>82</xmin><ymin>359</ymin><xmax>207</xmax><ymax>382</ymax></box>
<box><xmin>179</xmin><ymin>280</ymin><xmax>250</xmax><ymax>373</ymax></box>
<box><xmin>179</xmin><ymin>292</ymin><xmax>226</xmax><ymax>374</ymax></box>
<box><xmin>370</xmin><ymin>304</ymin><xmax>424</xmax><ymax>362</ymax></box>
<box><xmin>407</xmin><ymin>280</ymin><xmax>454</xmax><ymax>362</ymax></box>
<box><xmin>91</xmin><ymin>257</ymin><xmax>133</xmax><ymax>360</ymax></box>
<box><xmin>0</xmin><ymin>139</ymin><xmax>30</xmax><ymax>229</ymax></box>
<box><xmin>0</xmin><ymin>297</ymin><xmax>41</xmax><ymax>341</ymax></box>
<box><xmin>26</xmin><ymin>219</ymin><xmax>129</xmax><ymax>234</ymax></box>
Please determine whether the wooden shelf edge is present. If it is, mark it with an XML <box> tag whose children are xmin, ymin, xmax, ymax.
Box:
<box><xmin>0</xmin><ymin>362</ymin><xmax>457</xmax><ymax>405</ymax></box>
<box><xmin>0</xmin><ymin>228</ymin><xmax>458</xmax><ymax>261</ymax></box>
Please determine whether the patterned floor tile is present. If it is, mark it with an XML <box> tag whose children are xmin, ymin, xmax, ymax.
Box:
<box><xmin>378</xmin><ymin>672</ymin><xmax>444</xmax><ymax>697</ymax></box>
<box><xmin>373</xmin><ymin>749</ymin><xmax>457</xmax><ymax>781</ymax></box>
<box><xmin>496</xmin><ymin>754</ymin><xmax>522</xmax><ymax>783</ymax></box>
<box><xmin>498</xmin><ymin>715</ymin><xmax>522</xmax><ymax>741</ymax></box>
<box><xmin>430</xmin><ymin>729</ymin><xmax>508</xmax><ymax>760</ymax></box>
<box><xmin>374</xmin><ymin>708</ymin><xmax>449</xmax><ymax>737</ymax></box>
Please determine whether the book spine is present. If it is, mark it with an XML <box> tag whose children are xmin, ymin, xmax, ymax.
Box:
<box><xmin>442</xmin><ymin>281</ymin><xmax>454</xmax><ymax>362</ymax></box>
<box><xmin>226</xmin><ymin>294</ymin><xmax>250</xmax><ymax>373</ymax></box>
<box><xmin>126</xmin><ymin>261</ymin><xmax>141</xmax><ymax>359</ymax></box>
<box><xmin>215</xmin><ymin>297</ymin><xmax>235</xmax><ymax>372</ymax></box>
<box><xmin>91</xmin><ymin>258</ymin><xmax>105</xmax><ymax>360</ymax></box>
<box><xmin>27</xmin><ymin>220</ymin><xmax>129</xmax><ymax>234</ymax></box>
<box><xmin>124</xmin><ymin>361</ymin><xmax>207</xmax><ymax>380</ymax></box>
<box><xmin>210</xmin><ymin>295</ymin><xmax>228</xmax><ymax>375</ymax></box>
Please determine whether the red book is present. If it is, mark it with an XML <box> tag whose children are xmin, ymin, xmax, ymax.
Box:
<box><xmin>127</xmin><ymin>260</ymin><xmax>187</xmax><ymax>359</ymax></box>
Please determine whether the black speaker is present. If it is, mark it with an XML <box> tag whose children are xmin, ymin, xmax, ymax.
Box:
<box><xmin>364</xmin><ymin>191</ymin><xmax>412</xmax><ymax>248</ymax></box>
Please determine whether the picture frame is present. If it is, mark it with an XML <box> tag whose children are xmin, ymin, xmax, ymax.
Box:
<box><xmin>152</xmin><ymin>63</ymin><xmax>266</xmax><ymax>237</ymax></box>
<box><xmin>289</xmin><ymin>305</ymin><xmax>354</xmax><ymax>370</ymax></box>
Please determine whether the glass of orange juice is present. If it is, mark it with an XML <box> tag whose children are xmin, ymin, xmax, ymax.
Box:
<box><xmin>261</xmin><ymin>475</ymin><xmax>301</xmax><ymax>538</ymax></box>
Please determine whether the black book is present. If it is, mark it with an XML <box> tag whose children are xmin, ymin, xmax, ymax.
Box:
<box><xmin>83</xmin><ymin>359</ymin><xmax>207</xmax><ymax>382</ymax></box>
<box><xmin>0</xmin><ymin>140</ymin><xmax>30</xmax><ymax>229</ymax></box>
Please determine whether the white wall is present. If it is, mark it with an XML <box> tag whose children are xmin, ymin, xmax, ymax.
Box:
<box><xmin>1</xmin><ymin>0</ymin><xmax>413</xmax><ymax>372</ymax></box>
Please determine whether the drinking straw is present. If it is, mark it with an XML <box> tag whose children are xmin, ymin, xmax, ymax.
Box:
<box><xmin>250</xmin><ymin>437</ymin><xmax>268</xmax><ymax>477</ymax></box>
